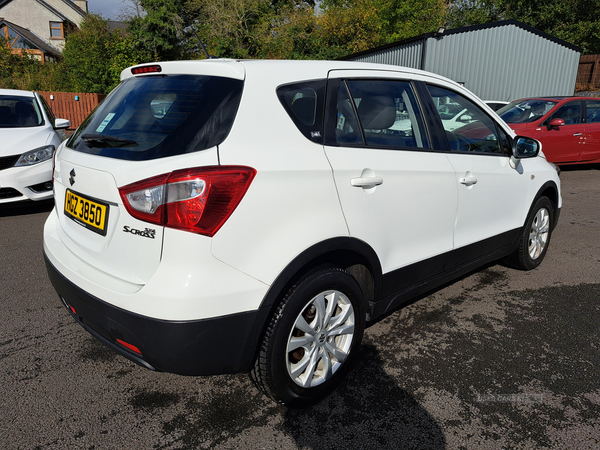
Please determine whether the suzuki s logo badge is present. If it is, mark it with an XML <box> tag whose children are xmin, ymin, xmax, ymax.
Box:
<box><xmin>69</xmin><ymin>169</ymin><xmax>76</xmax><ymax>186</ymax></box>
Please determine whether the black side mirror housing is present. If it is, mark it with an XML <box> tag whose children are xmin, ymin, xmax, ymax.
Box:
<box><xmin>510</xmin><ymin>136</ymin><xmax>541</xmax><ymax>168</ymax></box>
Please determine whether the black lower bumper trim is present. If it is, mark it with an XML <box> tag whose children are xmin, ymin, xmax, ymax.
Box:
<box><xmin>44</xmin><ymin>252</ymin><xmax>265</xmax><ymax>376</ymax></box>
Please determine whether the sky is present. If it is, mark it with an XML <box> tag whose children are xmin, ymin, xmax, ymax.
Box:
<box><xmin>86</xmin><ymin>0</ymin><xmax>123</xmax><ymax>20</ymax></box>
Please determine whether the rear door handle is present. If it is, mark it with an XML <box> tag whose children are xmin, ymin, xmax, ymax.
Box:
<box><xmin>351</xmin><ymin>176</ymin><xmax>383</xmax><ymax>187</ymax></box>
<box><xmin>573</xmin><ymin>133</ymin><xmax>583</xmax><ymax>136</ymax></box>
<box><xmin>459</xmin><ymin>176</ymin><xmax>478</xmax><ymax>186</ymax></box>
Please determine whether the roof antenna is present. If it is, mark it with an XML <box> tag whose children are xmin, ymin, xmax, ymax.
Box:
<box><xmin>179</xmin><ymin>7</ymin><xmax>217</xmax><ymax>59</ymax></box>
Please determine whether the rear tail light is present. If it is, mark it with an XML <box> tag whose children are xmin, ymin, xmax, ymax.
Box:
<box><xmin>119</xmin><ymin>166</ymin><xmax>256</xmax><ymax>237</ymax></box>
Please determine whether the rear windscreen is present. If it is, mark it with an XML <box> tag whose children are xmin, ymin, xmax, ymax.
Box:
<box><xmin>68</xmin><ymin>75</ymin><xmax>243</xmax><ymax>161</ymax></box>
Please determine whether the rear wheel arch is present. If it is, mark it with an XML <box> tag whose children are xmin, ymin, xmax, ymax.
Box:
<box><xmin>261</xmin><ymin>237</ymin><xmax>382</xmax><ymax>311</ymax></box>
<box><xmin>244</xmin><ymin>237</ymin><xmax>381</xmax><ymax>371</ymax></box>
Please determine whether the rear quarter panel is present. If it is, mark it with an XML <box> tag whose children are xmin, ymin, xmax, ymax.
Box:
<box><xmin>211</xmin><ymin>66</ymin><xmax>350</xmax><ymax>286</ymax></box>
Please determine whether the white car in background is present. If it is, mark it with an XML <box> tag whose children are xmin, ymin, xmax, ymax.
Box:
<box><xmin>44</xmin><ymin>60</ymin><xmax>561</xmax><ymax>407</ymax></box>
<box><xmin>0</xmin><ymin>89</ymin><xmax>70</xmax><ymax>204</ymax></box>
<box><xmin>485</xmin><ymin>100</ymin><xmax>510</xmax><ymax>111</ymax></box>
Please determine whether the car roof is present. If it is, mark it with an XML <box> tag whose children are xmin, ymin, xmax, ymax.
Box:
<box><xmin>0</xmin><ymin>88</ymin><xmax>35</xmax><ymax>97</ymax></box>
<box><xmin>511</xmin><ymin>96</ymin><xmax>591</xmax><ymax>102</ymax></box>
<box><xmin>122</xmin><ymin>59</ymin><xmax>462</xmax><ymax>89</ymax></box>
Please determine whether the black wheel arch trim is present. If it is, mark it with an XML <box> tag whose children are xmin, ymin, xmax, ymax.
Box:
<box><xmin>530</xmin><ymin>180</ymin><xmax>560</xmax><ymax>229</ymax></box>
<box><xmin>243</xmin><ymin>236</ymin><xmax>382</xmax><ymax>370</ymax></box>
<box><xmin>258</xmin><ymin>236</ymin><xmax>383</xmax><ymax>311</ymax></box>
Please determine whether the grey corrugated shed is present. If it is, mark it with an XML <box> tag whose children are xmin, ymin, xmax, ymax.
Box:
<box><xmin>343</xmin><ymin>20</ymin><xmax>582</xmax><ymax>101</ymax></box>
<box><xmin>351</xmin><ymin>39</ymin><xmax>424</xmax><ymax>68</ymax></box>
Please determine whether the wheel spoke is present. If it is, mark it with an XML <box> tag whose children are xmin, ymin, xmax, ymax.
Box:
<box><xmin>327</xmin><ymin>322</ymin><xmax>354</xmax><ymax>338</ymax></box>
<box><xmin>290</xmin><ymin>346</ymin><xmax>317</xmax><ymax>383</ymax></box>
<box><xmin>294</xmin><ymin>314</ymin><xmax>315</xmax><ymax>335</ymax></box>
<box><xmin>300</xmin><ymin>350</ymin><xmax>320</xmax><ymax>387</ymax></box>
<box><xmin>312</xmin><ymin>293</ymin><xmax>327</xmax><ymax>330</ymax></box>
<box><xmin>325</xmin><ymin>341</ymin><xmax>348</xmax><ymax>363</ymax></box>
<box><xmin>328</xmin><ymin>303</ymin><xmax>353</xmax><ymax>330</ymax></box>
<box><xmin>321</xmin><ymin>349</ymin><xmax>333</xmax><ymax>380</ymax></box>
<box><xmin>323</xmin><ymin>291</ymin><xmax>338</xmax><ymax>328</ymax></box>
<box><xmin>288</xmin><ymin>334</ymin><xmax>314</xmax><ymax>352</ymax></box>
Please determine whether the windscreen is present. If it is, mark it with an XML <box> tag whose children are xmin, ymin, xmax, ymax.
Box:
<box><xmin>0</xmin><ymin>96</ymin><xmax>43</xmax><ymax>128</ymax></box>
<box><xmin>498</xmin><ymin>99</ymin><xmax>558</xmax><ymax>124</ymax></box>
<box><xmin>68</xmin><ymin>75</ymin><xmax>243</xmax><ymax>161</ymax></box>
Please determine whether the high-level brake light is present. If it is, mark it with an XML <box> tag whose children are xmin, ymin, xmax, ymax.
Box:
<box><xmin>131</xmin><ymin>65</ymin><xmax>162</xmax><ymax>75</ymax></box>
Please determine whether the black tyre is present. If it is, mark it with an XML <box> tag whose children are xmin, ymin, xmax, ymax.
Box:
<box><xmin>506</xmin><ymin>196</ymin><xmax>554</xmax><ymax>270</ymax></box>
<box><xmin>251</xmin><ymin>266</ymin><xmax>365</xmax><ymax>407</ymax></box>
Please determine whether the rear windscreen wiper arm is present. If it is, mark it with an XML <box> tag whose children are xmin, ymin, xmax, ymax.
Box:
<box><xmin>81</xmin><ymin>134</ymin><xmax>138</xmax><ymax>147</ymax></box>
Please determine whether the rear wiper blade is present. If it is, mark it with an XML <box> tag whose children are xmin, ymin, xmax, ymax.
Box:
<box><xmin>81</xmin><ymin>133</ymin><xmax>138</xmax><ymax>147</ymax></box>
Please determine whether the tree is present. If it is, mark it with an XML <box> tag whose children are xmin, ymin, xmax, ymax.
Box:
<box><xmin>118</xmin><ymin>0</ymin><xmax>146</xmax><ymax>20</ymax></box>
<box><xmin>0</xmin><ymin>42</ymin><xmax>61</xmax><ymax>91</ymax></box>
<box><xmin>62</xmin><ymin>14</ymin><xmax>152</xmax><ymax>93</ymax></box>
<box><xmin>189</xmin><ymin>0</ymin><xmax>447</xmax><ymax>60</ymax></box>
<box><xmin>447</xmin><ymin>0</ymin><xmax>600</xmax><ymax>54</ymax></box>
<box><xmin>187</xmin><ymin>0</ymin><xmax>274</xmax><ymax>59</ymax></box>
<box><xmin>126</xmin><ymin>0</ymin><xmax>196</xmax><ymax>60</ymax></box>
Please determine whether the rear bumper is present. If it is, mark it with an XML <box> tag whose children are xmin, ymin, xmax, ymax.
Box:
<box><xmin>44</xmin><ymin>253</ymin><xmax>268</xmax><ymax>376</ymax></box>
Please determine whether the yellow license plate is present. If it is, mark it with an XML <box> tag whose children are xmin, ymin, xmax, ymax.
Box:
<box><xmin>64</xmin><ymin>189</ymin><xmax>109</xmax><ymax>236</ymax></box>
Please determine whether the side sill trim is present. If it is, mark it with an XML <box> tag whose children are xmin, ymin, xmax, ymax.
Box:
<box><xmin>369</xmin><ymin>231</ymin><xmax>521</xmax><ymax>322</ymax></box>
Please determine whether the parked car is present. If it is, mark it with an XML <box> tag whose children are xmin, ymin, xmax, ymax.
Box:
<box><xmin>435</xmin><ymin>103</ymin><xmax>476</xmax><ymax>131</ymax></box>
<box><xmin>485</xmin><ymin>100</ymin><xmax>509</xmax><ymax>111</ymax></box>
<box><xmin>43</xmin><ymin>60</ymin><xmax>561</xmax><ymax>407</ymax></box>
<box><xmin>497</xmin><ymin>96</ymin><xmax>600</xmax><ymax>165</ymax></box>
<box><xmin>0</xmin><ymin>89</ymin><xmax>70</xmax><ymax>204</ymax></box>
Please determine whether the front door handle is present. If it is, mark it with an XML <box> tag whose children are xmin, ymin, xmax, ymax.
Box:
<box><xmin>351</xmin><ymin>176</ymin><xmax>383</xmax><ymax>187</ymax></box>
<box><xmin>459</xmin><ymin>176</ymin><xmax>478</xmax><ymax>186</ymax></box>
<box><xmin>573</xmin><ymin>133</ymin><xmax>583</xmax><ymax>136</ymax></box>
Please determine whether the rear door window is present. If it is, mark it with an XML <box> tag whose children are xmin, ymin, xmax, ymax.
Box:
<box><xmin>586</xmin><ymin>100</ymin><xmax>600</xmax><ymax>123</ymax></box>
<box><xmin>342</xmin><ymin>80</ymin><xmax>430</xmax><ymax>149</ymax></box>
<box><xmin>68</xmin><ymin>75</ymin><xmax>243</xmax><ymax>161</ymax></box>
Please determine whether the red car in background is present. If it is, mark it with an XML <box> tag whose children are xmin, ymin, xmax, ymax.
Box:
<box><xmin>497</xmin><ymin>97</ymin><xmax>600</xmax><ymax>165</ymax></box>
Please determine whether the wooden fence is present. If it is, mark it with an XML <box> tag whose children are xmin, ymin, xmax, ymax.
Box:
<box><xmin>577</xmin><ymin>55</ymin><xmax>600</xmax><ymax>90</ymax></box>
<box><xmin>37</xmin><ymin>91</ymin><xmax>106</xmax><ymax>129</ymax></box>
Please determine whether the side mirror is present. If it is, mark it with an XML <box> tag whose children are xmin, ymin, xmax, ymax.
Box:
<box><xmin>510</xmin><ymin>136</ymin><xmax>540</xmax><ymax>168</ymax></box>
<box><xmin>547</xmin><ymin>118</ymin><xmax>564</xmax><ymax>130</ymax></box>
<box><xmin>54</xmin><ymin>118</ymin><xmax>71</xmax><ymax>130</ymax></box>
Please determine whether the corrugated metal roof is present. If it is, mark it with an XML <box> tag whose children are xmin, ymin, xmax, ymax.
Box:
<box><xmin>343</xmin><ymin>20</ymin><xmax>582</xmax><ymax>99</ymax></box>
<box><xmin>350</xmin><ymin>39</ymin><xmax>424</xmax><ymax>69</ymax></box>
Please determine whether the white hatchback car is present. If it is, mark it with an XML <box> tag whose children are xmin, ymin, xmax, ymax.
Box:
<box><xmin>43</xmin><ymin>60</ymin><xmax>561</xmax><ymax>407</ymax></box>
<box><xmin>0</xmin><ymin>89</ymin><xmax>70</xmax><ymax>203</ymax></box>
